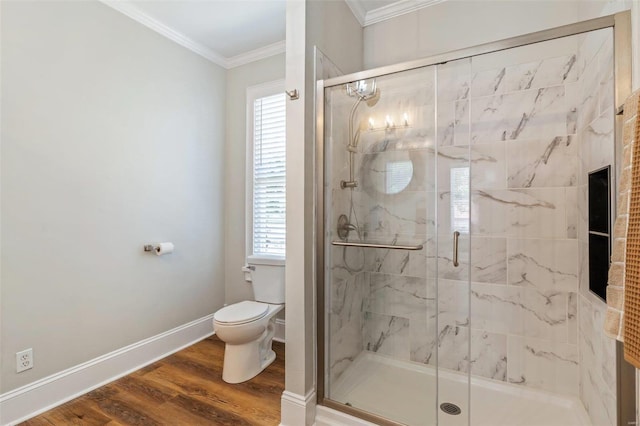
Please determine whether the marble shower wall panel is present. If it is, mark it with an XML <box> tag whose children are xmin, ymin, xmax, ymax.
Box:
<box><xmin>568</xmin><ymin>292</ymin><xmax>578</xmax><ymax>344</ymax></box>
<box><xmin>364</xmin><ymin>311</ymin><xmax>410</xmax><ymax>360</ymax></box>
<box><xmin>409</xmin><ymin>302</ymin><xmax>437</xmax><ymax>364</ymax></box>
<box><xmin>566</xmin><ymin>188</ymin><xmax>579</xmax><ymax>240</ymax></box>
<box><xmin>582</xmin><ymin>110</ymin><xmax>615</xmax><ymax>175</ymax></box>
<box><xmin>364</xmin><ymin>271</ymin><xmax>438</xmax><ymax>366</ymax></box>
<box><xmin>356</xmin><ymin>66</ymin><xmax>436</xmax><ymax>144</ymax></box>
<box><xmin>357</xmin><ymin>68</ymin><xmax>438</xmax><ymax>353</ymax></box>
<box><xmin>352</xmin><ymin>189</ymin><xmax>429</xmax><ymax>239</ymax></box>
<box><xmin>438</xmin><ymin>279</ymin><xmax>469</xmax><ymax>327</ymax></box>
<box><xmin>506</xmin><ymin>336</ymin><xmax>578</xmax><ymax>395</ymax></box>
<box><xmin>447</xmin><ymin>38</ymin><xmax>584</xmax><ymax>395</ymax></box>
<box><xmin>507</xmin><ymin>239</ymin><xmax>578</xmax><ymax>293</ymax></box>
<box><xmin>364</xmin><ymin>242</ymin><xmax>432</xmax><ymax>279</ymax></box>
<box><xmin>365</xmin><ymin>272</ymin><xmax>433</xmax><ymax>316</ymax></box>
<box><xmin>470</xmin><ymin>54</ymin><xmax>577</xmax><ymax>98</ymax></box>
<box><xmin>578</xmin><ymin>294</ymin><xmax>617</xmax><ymax>425</ymax></box>
<box><xmin>471</xmin><ymin>188</ymin><xmax>573</xmax><ymax>238</ymax></box>
<box><xmin>431</xmin><ymin>324</ymin><xmax>508</xmax><ymax>381</ymax></box>
<box><xmin>506</xmin><ymin>135</ymin><xmax>578</xmax><ymax>188</ymax></box>
<box><xmin>328</xmin><ymin>263</ymin><xmax>366</xmax><ymax>384</ymax></box>
<box><xmin>575</xmin><ymin>28</ymin><xmax>617</xmax><ymax>426</ymax></box>
<box><xmin>325</xmin><ymin>66</ymin><xmax>441</xmax><ymax>384</ymax></box>
<box><xmin>469</xmin><ymin>142</ymin><xmax>506</xmax><ymax>190</ymax></box>
<box><xmin>470</xmin><ymin>86</ymin><xmax>567</xmax><ymax>144</ymax></box>
<box><xmin>470</xmin><ymin>237</ymin><xmax>507</xmax><ymax>284</ymax></box>
<box><xmin>437</xmin><ymin>58</ymin><xmax>471</xmax><ymax>147</ymax></box>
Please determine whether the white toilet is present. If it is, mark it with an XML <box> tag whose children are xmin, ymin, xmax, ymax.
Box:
<box><xmin>213</xmin><ymin>265</ymin><xmax>284</xmax><ymax>384</ymax></box>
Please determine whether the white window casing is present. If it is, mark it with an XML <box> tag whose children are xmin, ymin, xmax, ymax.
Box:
<box><xmin>246</xmin><ymin>80</ymin><xmax>286</xmax><ymax>265</ymax></box>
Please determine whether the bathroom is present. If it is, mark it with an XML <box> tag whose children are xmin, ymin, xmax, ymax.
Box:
<box><xmin>1</xmin><ymin>1</ymin><xmax>640</xmax><ymax>426</ymax></box>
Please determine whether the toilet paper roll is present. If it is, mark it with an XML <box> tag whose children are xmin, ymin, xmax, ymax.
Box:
<box><xmin>155</xmin><ymin>242</ymin><xmax>174</xmax><ymax>256</ymax></box>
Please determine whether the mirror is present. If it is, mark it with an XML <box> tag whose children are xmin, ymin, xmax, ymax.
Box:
<box><xmin>361</xmin><ymin>150</ymin><xmax>414</xmax><ymax>195</ymax></box>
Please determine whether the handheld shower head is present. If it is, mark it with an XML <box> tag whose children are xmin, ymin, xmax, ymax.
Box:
<box><xmin>346</xmin><ymin>79</ymin><xmax>378</xmax><ymax>100</ymax></box>
<box><xmin>341</xmin><ymin>78</ymin><xmax>381</xmax><ymax>190</ymax></box>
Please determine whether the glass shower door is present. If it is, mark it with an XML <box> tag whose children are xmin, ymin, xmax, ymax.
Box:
<box><xmin>322</xmin><ymin>62</ymin><xmax>472</xmax><ymax>425</ymax></box>
<box><xmin>434</xmin><ymin>58</ymin><xmax>473</xmax><ymax>426</ymax></box>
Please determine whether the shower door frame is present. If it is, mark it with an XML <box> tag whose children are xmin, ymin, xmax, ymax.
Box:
<box><xmin>315</xmin><ymin>11</ymin><xmax>633</xmax><ymax>426</ymax></box>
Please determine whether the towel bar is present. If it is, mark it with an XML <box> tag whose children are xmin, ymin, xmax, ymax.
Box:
<box><xmin>331</xmin><ymin>241</ymin><xmax>423</xmax><ymax>251</ymax></box>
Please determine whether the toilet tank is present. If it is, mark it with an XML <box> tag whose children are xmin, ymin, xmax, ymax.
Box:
<box><xmin>251</xmin><ymin>264</ymin><xmax>285</xmax><ymax>304</ymax></box>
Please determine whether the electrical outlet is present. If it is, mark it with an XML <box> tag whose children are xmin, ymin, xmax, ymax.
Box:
<box><xmin>16</xmin><ymin>348</ymin><xmax>33</xmax><ymax>373</ymax></box>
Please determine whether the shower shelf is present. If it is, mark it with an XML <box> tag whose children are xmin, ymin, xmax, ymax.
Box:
<box><xmin>331</xmin><ymin>241</ymin><xmax>423</xmax><ymax>251</ymax></box>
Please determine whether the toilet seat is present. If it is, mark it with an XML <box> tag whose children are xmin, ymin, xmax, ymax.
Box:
<box><xmin>214</xmin><ymin>301</ymin><xmax>269</xmax><ymax>325</ymax></box>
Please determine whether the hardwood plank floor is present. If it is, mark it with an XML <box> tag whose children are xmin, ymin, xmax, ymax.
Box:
<box><xmin>21</xmin><ymin>336</ymin><xmax>285</xmax><ymax>426</ymax></box>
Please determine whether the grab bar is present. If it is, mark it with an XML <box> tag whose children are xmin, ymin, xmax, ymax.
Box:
<box><xmin>331</xmin><ymin>241</ymin><xmax>423</xmax><ymax>251</ymax></box>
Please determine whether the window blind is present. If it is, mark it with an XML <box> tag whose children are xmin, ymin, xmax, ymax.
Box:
<box><xmin>253</xmin><ymin>92</ymin><xmax>286</xmax><ymax>258</ymax></box>
<box><xmin>450</xmin><ymin>167</ymin><xmax>470</xmax><ymax>233</ymax></box>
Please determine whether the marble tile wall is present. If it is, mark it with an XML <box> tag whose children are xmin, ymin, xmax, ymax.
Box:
<box><xmin>353</xmin><ymin>67</ymin><xmax>438</xmax><ymax>370</ymax></box>
<box><xmin>328</xmin><ymin>256</ymin><xmax>365</xmax><ymax>385</ymax></box>
<box><xmin>326</xmin><ymin>66</ymin><xmax>437</xmax><ymax>385</ymax></box>
<box><xmin>433</xmin><ymin>48</ymin><xmax>583</xmax><ymax>396</ymax></box>
<box><xmin>326</xmin><ymin>30</ymin><xmax>617</xmax><ymax>419</ymax></box>
<box><xmin>575</xmin><ymin>28</ymin><xmax>617</xmax><ymax>426</ymax></box>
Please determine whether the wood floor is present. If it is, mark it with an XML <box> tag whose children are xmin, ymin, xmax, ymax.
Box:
<box><xmin>21</xmin><ymin>336</ymin><xmax>285</xmax><ymax>426</ymax></box>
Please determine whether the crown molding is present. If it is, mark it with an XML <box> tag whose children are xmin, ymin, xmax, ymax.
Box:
<box><xmin>365</xmin><ymin>0</ymin><xmax>448</xmax><ymax>26</ymax></box>
<box><xmin>346</xmin><ymin>0</ymin><xmax>448</xmax><ymax>27</ymax></box>
<box><xmin>100</xmin><ymin>1</ymin><xmax>283</xmax><ymax>69</ymax></box>
<box><xmin>100</xmin><ymin>0</ymin><xmax>227</xmax><ymax>66</ymax></box>
<box><xmin>226</xmin><ymin>40</ymin><xmax>286</xmax><ymax>69</ymax></box>
<box><xmin>103</xmin><ymin>0</ymin><xmax>449</xmax><ymax>67</ymax></box>
<box><xmin>344</xmin><ymin>0</ymin><xmax>367</xmax><ymax>26</ymax></box>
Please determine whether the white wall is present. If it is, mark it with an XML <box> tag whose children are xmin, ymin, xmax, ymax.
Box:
<box><xmin>1</xmin><ymin>0</ymin><xmax>226</xmax><ymax>393</ymax></box>
<box><xmin>224</xmin><ymin>54</ymin><xmax>285</xmax><ymax>306</ymax></box>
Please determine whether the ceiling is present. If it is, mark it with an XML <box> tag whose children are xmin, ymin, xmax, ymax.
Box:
<box><xmin>101</xmin><ymin>0</ymin><xmax>442</xmax><ymax>69</ymax></box>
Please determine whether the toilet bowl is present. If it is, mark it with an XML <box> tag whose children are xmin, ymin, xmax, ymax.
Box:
<box><xmin>213</xmin><ymin>264</ymin><xmax>285</xmax><ymax>383</ymax></box>
<box><xmin>213</xmin><ymin>301</ymin><xmax>283</xmax><ymax>383</ymax></box>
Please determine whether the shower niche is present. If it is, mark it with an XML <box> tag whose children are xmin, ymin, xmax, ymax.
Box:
<box><xmin>588</xmin><ymin>166</ymin><xmax>612</xmax><ymax>302</ymax></box>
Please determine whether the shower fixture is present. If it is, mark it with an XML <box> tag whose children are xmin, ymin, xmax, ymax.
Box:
<box><xmin>336</xmin><ymin>214</ymin><xmax>361</xmax><ymax>241</ymax></box>
<box><xmin>345</xmin><ymin>80</ymin><xmax>377</xmax><ymax>99</ymax></box>
<box><xmin>340</xmin><ymin>79</ymin><xmax>379</xmax><ymax>189</ymax></box>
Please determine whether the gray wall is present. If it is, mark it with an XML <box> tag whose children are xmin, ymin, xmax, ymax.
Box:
<box><xmin>1</xmin><ymin>1</ymin><xmax>226</xmax><ymax>393</ymax></box>
<box><xmin>283</xmin><ymin>0</ymin><xmax>363</xmax><ymax>413</ymax></box>
<box><xmin>224</xmin><ymin>54</ymin><xmax>285</xmax><ymax>306</ymax></box>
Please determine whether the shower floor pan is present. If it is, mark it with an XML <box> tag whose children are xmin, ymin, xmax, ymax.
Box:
<box><xmin>330</xmin><ymin>352</ymin><xmax>591</xmax><ymax>426</ymax></box>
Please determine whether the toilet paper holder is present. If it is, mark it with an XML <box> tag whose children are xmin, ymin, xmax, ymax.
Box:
<box><xmin>144</xmin><ymin>242</ymin><xmax>175</xmax><ymax>256</ymax></box>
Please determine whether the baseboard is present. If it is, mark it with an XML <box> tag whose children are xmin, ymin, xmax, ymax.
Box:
<box><xmin>315</xmin><ymin>405</ymin><xmax>378</xmax><ymax>426</ymax></box>
<box><xmin>280</xmin><ymin>389</ymin><xmax>316</xmax><ymax>426</ymax></box>
<box><xmin>274</xmin><ymin>318</ymin><xmax>286</xmax><ymax>343</ymax></box>
<box><xmin>0</xmin><ymin>314</ymin><xmax>215</xmax><ymax>426</ymax></box>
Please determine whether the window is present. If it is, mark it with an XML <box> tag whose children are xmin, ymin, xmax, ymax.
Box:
<box><xmin>450</xmin><ymin>167</ymin><xmax>470</xmax><ymax>233</ymax></box>
<box><xmin>247</xmin><ymin>81</ymin><xmax>286</xmax><ymax>263</ymax></box>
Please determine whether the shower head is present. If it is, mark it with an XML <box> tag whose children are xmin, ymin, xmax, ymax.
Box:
<box><xmin>346</xmin><ymin>79</ymin><xmax>378</xmax><ymax>100</ymax></box>
<box><xmin>341</xmin><ymin>78</ymin><xmax>380</xmax><ymax>190</ymax></box>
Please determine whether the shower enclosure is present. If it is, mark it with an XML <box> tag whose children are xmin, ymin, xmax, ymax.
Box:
<box><xmin>316</xmin><ymin>12</ymin><xmax>634</xmax><ymax>426</ymax></box>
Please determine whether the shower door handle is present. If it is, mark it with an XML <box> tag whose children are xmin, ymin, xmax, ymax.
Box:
<box><xmin>452</xmin><ymin>231</ymin><xmax>460</xmax><ymax>267</ymax></box>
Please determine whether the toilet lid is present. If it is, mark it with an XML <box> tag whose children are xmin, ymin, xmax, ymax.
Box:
<box><xmin>214</xmin><ymin>301</ymin><xmax>269</xmax><ymax>325</ymax></box>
